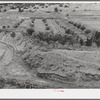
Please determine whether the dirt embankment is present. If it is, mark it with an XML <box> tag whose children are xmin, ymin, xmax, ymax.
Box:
<box><xmin>21</xmin><ymin>47</ymin><xmax>100</xmax><ymax>88</ymax></box>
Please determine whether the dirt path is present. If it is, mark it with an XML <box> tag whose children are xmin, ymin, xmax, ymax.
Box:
<box><xmin>0</xmin><ymin>41</ymin><xmax>69</xmax><ymax>88</ymax></box>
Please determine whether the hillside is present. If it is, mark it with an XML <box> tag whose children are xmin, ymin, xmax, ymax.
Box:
<box><xmin>0</xmin><ymin>3</ymin><xmax>100</xmax><ymax>88</ymax></box>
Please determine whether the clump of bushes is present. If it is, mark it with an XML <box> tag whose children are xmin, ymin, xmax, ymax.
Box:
<box><xmin>32</xmin><ymin>29</ymin><xmax>76</xmax><ymax>46</ymax></box>
<box><xmin>65</xmin><ymin>28</ymin><xmax>74</xmax><ymax>35</ymax></box>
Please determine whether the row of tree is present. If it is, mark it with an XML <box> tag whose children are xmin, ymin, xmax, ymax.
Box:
<box><xmin>25</xmin><ymin>25</ymin><xmax>100</xmax><ymax>47</ymax></box>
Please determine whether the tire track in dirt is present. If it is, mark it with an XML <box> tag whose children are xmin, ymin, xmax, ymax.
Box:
<box><xmin>0</xmin><ymin>41</ymin><xmax>68</xmax><ymax>88</ymax></box>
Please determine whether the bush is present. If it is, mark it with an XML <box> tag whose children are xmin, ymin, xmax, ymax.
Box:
<box><xmin>45</xmin><ymin>23</ymin><xmax>48</xmax><ymax>26</ymax></box>
<box><xmin>46</xmin><ymin>26</ymin><xmax>50</xmax><ymax>30</ymax></box>
<box><xmin>81</xmin><ymin>25</ymin><xmax>86</xmax><ymax>30</ymax></box>
<box><xmin>26</xmin><ymin>28</ymin><xmax>34</xmax><ymax>36</ymax></box>
<box><xmin>65</xmin><ymin>28</ymin><xmax>74</xmax><ymax>35</ymax></box>
<box><xmin>86</xmin><ymin>37</ymin><xmax>92</xmax><ymax>46</ymax></box>
<box><xmin>53</xmin><ymin>34</ymin><xmax>62</xmax><ymax>42</ymax></box>
<box><xmin>54</xmin><ymin>7</ymin><xmax>58</xmax><ymax>12</ymax></box>
<box><xmin>68</xmin><ymin>21</ymin><xmax>71</xmax><ymax>23</ymax></box>
<box><xmin>85</xmin><ymin>29</ymin><xmax>91</xmax><ymax>34</ymax></box>
<box><xmin>73</xmin><ymin>23</ymin><xmax>77</xmax><ymax>27</ymax></box>
<box><xmin>66</xmin><ymin>14</ymin><xmax>69</xmax><ymax>16</ymax></box>
<box><xmin>73</xmin><ymin>10</ymin><xmax>75</xmax><ymax>12</ymax></box>
<box><xmin>60</xmin><ymin>9</ymin><xmax>62</xmax><ymax>12</ymax></box>
<box><xmin>64</xmin><ymin>5</ymin><xmax>68</xmax><ymax>8</ymax></box>
<box><xmin>45</xmin><ymin>6</ymin><xmax>48</xmax><ymax>8</ymax></box>
<box><xmin>77</xmin><ymin>23</ymin><xmax>81</xmax><ymax>28</ymax></box>
<box><xmin>30</xmin><ymin>23</ymin><xmax>34</xmax><ymax>27</ymax></box>
<box><xmin>94</xmin><ymin>31</ymin><xmax>100</xmax><ymax>47</ymax></box>
<box><xmin>59</xmin><ymin>4</ymin><xmax>63</xmax><ymax>7</ymax></box>
<box><xmin>18</xmin><ymin>8</ymin><xmax>23</xmax><ymax>12</ymax></box>
<box><xmin>10</xmin><ymin>32</ymin><xmax>16</xmax><ymax>38</ymax></box>
<box><xmin>7</xmin><ymin>25</ymin><xmax>10</xmax><ymax>28</ymax></box>
<box><xmin>59</xmin><ymin>35</ymin><xmax>67</xmax><ymax>45</ymax></box>
<box><xmin>65</xmin><ymin>28</ymin><xmax>71</xmax><ymax>34</ymax></box>
<box><xmin>13</xmin><ymin>23</ymin><xmax>19</xmax><ymax>28</ymax></box>
<box><xmin>95</xmin><ymin>39</ymin><xmax>100</xmax><ymax>47</ymax></box>
<box><xmin>2</xmin><ymin>26</ymin><xmax>6</xmax><ymax>29</ymax></box>
<box><xmin>95</xmin><ymin>31</ymin><xmax>100</xmax><ymax>39</ymax></box>
<box><xmin>80</xmin><ymin>38</ymin><xmax>84</xmax><ymax>46</ymax></box>
<box><xmin>42</xmin><ymin>19</ymin><xmax>46</xmax><ymax>23</ymax></box>
<box><xmin>4</xmin><ymin>9</ymin><xmax>7</xmax><ymax>12</ymax></box>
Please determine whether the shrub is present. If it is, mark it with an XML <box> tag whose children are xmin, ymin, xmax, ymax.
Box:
<box><xmin>59</xmin><ymin>35</ymin><xmax>67</xmax><ymax>45</ymax></box>
<box><xmin>81</xmin><ymin>25</ymin><xmax>86</xmax><ymax>30</ymax></box>
<box><xmin>86</xmin><ymin>37</ymin><xmax>92</xmax><ymax>46</ymax></box>
<box><xmin>45</xmin><ymin>6</ymin><xmax>48</xmax><ymax>8</ymax></box>
<box><xmin>45</xmin><ymin>23</ymin><xmax>48</xmax><ymax>26</ymax></box>
<box><xmin>4</xmin><ymin>9</ymin><xmax>7</xmax><ymax>12</ymax></box>
<box><xmin>85</xmin><ymin>29</ymin><xmax>91</xmax><ymax>34</ymax></box>
<box><xmin>95</xmin><ymin>31</ymin><xmax>100</xmax><ymax>39</ymax></box>
<box><xmin>53</xmin><ymin>34</ymin><xmax>62</xmax><ymax>42</ymax></box>
<box><xmin>73</xmin><ymin>10</ymin><xmax>75</xmax><ymax>12</ymax></box>
<box><xmin>13</xmin><ymin>23</ymin><xmax>19</xmax><ymax>28</ymax></box>
<box><xmin>95</xmin><ymin>39</ymin><xmax>100</xmax><ymax>47</ymax></box>
<box><xmin>46</xmin><ymin>26</ymin><xmax>50</xmax><ymax>30</ymax></box>
<box><xmin>68</xmin><ymin>21</ymin><xmax>71</xmax><ymax>23</ymax></box>
<box><xmin>42</xmin><ymin>19</ymin><xmax>46</xmax><ymax>23</ymax></box>
<box><xmin>65</xmin><ymin>28</ymin><xmax>71</xmax><ymax>34</ymax></box>
<box><xmin>26</xmin><ymin>28</ymin><xmax>34</xmax><ymax>36</ymax></box>
<box><xmin>54</xmin><ymin>7</ymin><xmax>58</xmax><ymax>12</ymax></box>
<box><xmin>7</xmin><ymin>25</ymin><xmax>10</xmax><ymax>28</ymax></box>
<box><xmin>44</xmin><ymin>32</ymin><xmax>51</xmax><ymax>43</ymax></box>
<box><xmin>64</xmin><ymin>5</ymin><xmax>68</xmax><ymax>8</ymax></box>
<box><xmin>66</xmin><ymin>14</ymin><xmax>69</xmax><ymax>16</ymax></box>
<box><xmin>77</xmin><ymin>23</ymin><xmax>81</xmax><ymax>28</ymax></box>
<box><xmin>94</xmin><ymin>31</ymin><xmax>100</xmax><ymax>47</ymax></box>
<box><xmin>2</xmin><ymin>26</ymin><xmax>6</xmax><ymax>29</ymax></box>
<box><xmin>65</xmin><ymin>28</ymin><xmax>74</xmax><ymax>35</ymax></box>
<box><xmin>18</xmin><ymin>8</ymin><xmax>23</xmax><ymax>12</ymax></box>
<box><xmin>38</xmin><ymin>32</ymin><xmax>44</xmax><ymax>40</ymax></box>
<box><xmin>10</xmin><ymin>32</ymin><xmax>16</xmax><ymax>38</ymax></box>
<box><xmin>59</xmin><ymin>4</ymin><xmax>63</xmax><ymax>7</ymax></box>
<box><xmin>46</xmin><ymin>11</ymin><xmax>51</xmax><ymax>13</ymax></box>
<box><xmin>80</xmin><ymin>38</ymin><xmax>84</xmax><ymax>46</ymax></box>
<box><xmin>73</xmin><ymin>23</ymin><xmax>77</xmax><ymax>27</ymax></box>
<box><xmin>30</xmin><ymin>23</ymin><xmax>34</xmax><ymax>27</ymax></box>
<box><xmin>60</xmin><ymin>9</ymin><xmax>62</xmax><ymax>12</ymax></box>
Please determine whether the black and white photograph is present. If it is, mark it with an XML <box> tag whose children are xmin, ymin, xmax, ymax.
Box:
<box><xmin>0</xmin><ymin>2</ymin><xmax>100</xmax><ymax>90</ymax></box>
